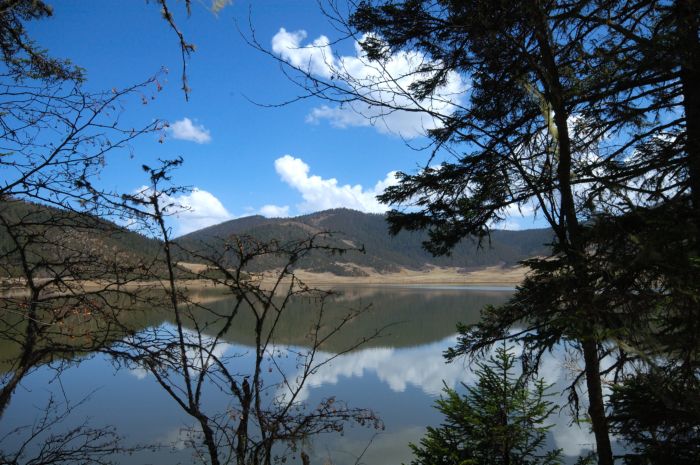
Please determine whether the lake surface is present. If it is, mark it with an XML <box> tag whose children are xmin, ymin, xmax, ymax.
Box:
<box><xmin>1</xmin><ymin>285</ymin><xmax>600</xmax><ymax>464</ymax></box>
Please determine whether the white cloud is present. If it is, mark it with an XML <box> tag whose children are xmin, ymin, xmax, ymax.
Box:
<box><xmin>278</xmin><ymin>334</ymin><xmax>597</xmax><ymax>458</ymax></box>
<box><xmin>259</xmin><ymin>204</ymin><xmax>290</xmax><ymax>218</ymax></box>
<box><xmin>272</xmin><ymin>29</ymin><xmax>468</xmax><ymax>139</ymax></box>
<box><xmin>131</xmin><ymin>185</ymin><xmax>232</xmax><ymax>236</ymax></box>
<box><xmin>271</xmin><ymin>29</ymin><xmax>334</xmax><ymax>79</ymax></box>
<box><xmin>168</xmin><ymin>117</ymin><xmax>212</xmax><ymax>144</ymax></box>
<box><xmin>306</xmin><ymin>105</ymin><xmax>369</xmax><ymax>129</ymax></box>
<box><xmin>128</xmin><ymin>367</ymin><xmax>148</xmax><ymax>380</ymax></box>
<box><xmin>274</xmin><ymin>155</ymin><xmax>398</xmax><ymax>214</ymax></box>
<box><xmin>495</xmin><ymin>202</ymin><xmax>540</xmax><ymax>230</ymax></box>
<box><xmin>171</xmin><ymin>189</ymin><xmax>232</xmax><ymax>235</ymax></box>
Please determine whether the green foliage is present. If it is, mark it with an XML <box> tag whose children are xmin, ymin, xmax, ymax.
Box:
<box><xmin>336</xmin><ymin>2</ymin><xmax>700</xmax><ymax>463</ymax></box>
<box><xmin>609</xmin><ymin>368</ymin><xmax>700</xmax><ymax>465</ymax></box>
<box><xmin>408</xmin><ymin>345</ymin><xmax>562</xmax><ymax>465</ymax></box>
<box><xmin>585</xmin><ymin>201</ymin><xmax>700</xmax><ymax>465</ymax></box>
<box><xmin>0</xmin><ymin>0</ymin><xmax>84</xmax><ymax>81</ymax></box>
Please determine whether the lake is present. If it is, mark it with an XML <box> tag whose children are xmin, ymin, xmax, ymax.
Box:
<box><xmin>0</xmin><ymin>285</ymin><xmax>600</xmax><ymax>464</ymax></box>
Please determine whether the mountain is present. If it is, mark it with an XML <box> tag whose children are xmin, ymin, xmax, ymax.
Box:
<box><xmin>176</xmin><ymin>209</ymin><xmax>554</xmax><ymax>276</ymax></box>
<box><xmin>0</xmin><ymin>199</ymin><xmax>163</xmax><ymax>279</ymax></box>
<box><xmin>1</xmin><ymin>202</ymin><xmax>554</xmax><ymax>279</ymax></box>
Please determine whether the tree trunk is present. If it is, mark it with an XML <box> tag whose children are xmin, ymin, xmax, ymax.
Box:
<box><xmin>533</xmin><ymin>8</ymin><xmax>615</xmax><ymax>463</ymax></box>
<box><xmin>582</xmin><ymin>338</ymin><xmax>614</xmax><ymax>465</ymax></box>
<box><xmin>197</xmin><ymin>415</ymin><xmax>221</xmax><ymax>465</ymax></box>
<box><xmin>236</xmin><ymin>378</ymin><xmax>251</xmax><ymax>465</ymax></box>
<box><xmin>677</xmin><ymin>0</ymin><xmax>700</xmax><ymax>223</ymax></box>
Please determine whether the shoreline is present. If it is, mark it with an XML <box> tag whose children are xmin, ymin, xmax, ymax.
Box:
<box><xmin>287</xmin><ymin>265</ymin><xmax>526</xmax><ymax>286</ymax></box>
<box><xmin>0</xmin><ymin>266</ymin><xmax>527</xmax><ymax>296</ymax></box>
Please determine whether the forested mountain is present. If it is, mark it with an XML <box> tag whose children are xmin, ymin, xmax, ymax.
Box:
<box><xmin>0</xmin><ymin>200</ymin><xmax>162</xmax><ymax>278</ymax></box>
<box><xmin>1</xmin><ymin>203</ymin><xmax>552</xmax><ymax>278</ymax></box>
<box><xmin>176</xmin><ymin>209</ymin><xmax>554</xmax><ymax>275</ymax></box>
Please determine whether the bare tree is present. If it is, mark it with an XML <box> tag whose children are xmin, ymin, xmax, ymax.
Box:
<box><xmin>0</xmin><ymin>393</ymin><xmax>157</xmax><ymax>465</ymax></box>
<box><xmin>0</xmin><ymin>5</ymin><xmax>168</xmax><ymax>463</ymax></box>
<box><xmin>0</xmin><ymin>3</ymin><xmax>382</xmax><ymax>464</ymax></box>
<box><xmin>105</xmin><ymin>160</ymin><xmax>385</xmax><ymax>465</ymax></box>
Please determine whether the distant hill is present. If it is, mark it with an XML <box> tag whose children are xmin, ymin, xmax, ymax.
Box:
<box><xmin>0</xmin><ymin>203</ymin><xmax>554</xmax><ymax>279</ymax></box>
<box><xmin>176</xmin><ymin>209</ymin><xmax>554</xmax><ymax>276</ymax></box>
<box><xmin>0</xmin><ymin>200</ymin><xmax>163</xmax><ymax>279</ymax></box>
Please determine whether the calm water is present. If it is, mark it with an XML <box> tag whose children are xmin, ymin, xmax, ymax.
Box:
<box><xmin>1</xmin><ymin>285</ymin><xmax>600</xmax><ymax>464</ymax></box>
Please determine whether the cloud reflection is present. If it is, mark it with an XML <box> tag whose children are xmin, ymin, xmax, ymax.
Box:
<box><xmin>283</xmin><ymin>335</ymin><xmax>598</xmax><ymax>459</ymax></box>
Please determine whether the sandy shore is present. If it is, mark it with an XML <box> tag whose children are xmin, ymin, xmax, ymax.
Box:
<box><xmin>0</xmin><ymin>265</ymin><xmax>527</xmax><ymax>296</ymax></box>
<box><xmin>288</xmin><ymin>265</ymin><xmax>527</xmax><ymax>286</ymax></box>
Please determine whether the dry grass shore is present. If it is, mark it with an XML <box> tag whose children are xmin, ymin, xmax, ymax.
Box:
<box><xmin>288</xmin><ymin>265</ymin><xmax>527</xmax><ymax>286</ymax></box>
<box><xmin>175</xmin><ymin>263</ymin><xmax>527</xmax><ymax>288</ymax></box>
<box><xmin>173</xmin><ymin>262</ymin><xmax>527</xmax><ymax>287</ymax></box>
<box><xmin>0</xmin><ymin>265</ymin><xmax>527</xmax><ymax>297</ymax></box>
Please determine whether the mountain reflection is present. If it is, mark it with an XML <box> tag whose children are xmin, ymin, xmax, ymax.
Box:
<box><xmin>2</xmin><ymin>286</ymin><xmax>602</xmax><ymax>464</ymax></box>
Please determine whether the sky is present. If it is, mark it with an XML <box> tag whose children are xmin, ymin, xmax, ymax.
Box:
<box><xmin>26</xmin><ymin>0</ymin><xmax>541</xmax><ymax>236</ymax></box>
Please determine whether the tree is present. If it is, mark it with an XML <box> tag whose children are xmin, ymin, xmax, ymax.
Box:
<box><xmin>100</xmin><ymin>160</ymin><xmax>384</xmax><ymax>465</ymax></box>
<box><xmin>0</xmin><ymin>0</ymin><xmax>164</xmax><ymax>419</ymax></box>
<box><xmin>408</xmin><ymin>344</ymin><xmax>562</xmax><ymax>465</ymax></box>
<box><xmin>265</xmin><ymin>1</ymin><xmax>699</xmax><ymax>463</ymax></box>
<box><xmin>0</xmin><ymin>0</ymin><xmax>83</xmax><ymax>82</ymax></box>
<box><xmin>1</xmin><ymin>2</ymin><xmax>385</xmax><ymax>463</ymax></box>
<box><xmin>0</xmin><ymin>2</ymin><xmax>171</xmax><ymax>461</ymax></box>
<box><xmin>0</xmin><ymin>1</ymin><xmax>213</xmax><ymax>462</ymax></box>
<box><xmin>268</xmin><ymin>1</ymin><xmax>622</xmax><ymax>462</ymax></box>
<box><xmin>609</xmin><ymin>367</ymin><xmax>700</xmax><ymax>465</ymax></box>
<box><xmin>582</xmin><ymin>201</ymin><xmax>700</xmax><ymax>464</ymax></box>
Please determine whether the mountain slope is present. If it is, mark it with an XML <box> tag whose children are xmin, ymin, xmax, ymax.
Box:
<box><xmin>176</xmin><ymin>209</ymin><xmax>554</xmax><ymax>275</ymax></box>
<box><xmin>0</xmin><ymin>199</ymin><xmax>163</xmax><ymax>279</ymax></box>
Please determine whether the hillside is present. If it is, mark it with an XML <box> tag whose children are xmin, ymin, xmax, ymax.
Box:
<box><xmin>0</xmin><ymin>200</ymin><xmax>163</xmax><ymax>279</ymax></box>
<box><xmin>1</xmin><ymin>203</ymin><xmax>554</xmax><ymax>279</ymax></box>
<box><xmin>176</xmin><ymin>209</ymin><xmax>554</xmax><ymax>276</ymax></box>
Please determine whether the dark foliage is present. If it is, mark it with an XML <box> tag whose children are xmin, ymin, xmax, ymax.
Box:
<box><xmin>409</xmin><ymin>345</ymin><xmax>562</xmax><ymax>465</ymax></box>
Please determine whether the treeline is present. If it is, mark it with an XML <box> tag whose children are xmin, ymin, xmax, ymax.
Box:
<box><xmin>1</xmin><ymin>202</ymin><xmax>553</xmax><ymax>279</ymax></box>
<box><xmin>0</xmin><ymin>199</ymin><xmax>164</xmax><ymax>280</ymax></box>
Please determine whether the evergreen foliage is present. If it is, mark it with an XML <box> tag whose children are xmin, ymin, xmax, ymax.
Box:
<box><xmin>609</xmin><ymin>369</ymin><xmax>700</xmax><ymax>465</ymax></box>
<box><xmin>276</xmin><ymin>1</ymin><xmax>699</xmax><ymax>463</ymax></box>
<box><xmin>408</xmin><ymin>344</ymin><xmax>562</xmax><ymax>465</ymax></box>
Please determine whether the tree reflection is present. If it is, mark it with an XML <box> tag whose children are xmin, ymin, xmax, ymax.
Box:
<box><xmin>99</xmin><ymin>160</ymin><xmax>384</xmax><ymax>465</ymax></box>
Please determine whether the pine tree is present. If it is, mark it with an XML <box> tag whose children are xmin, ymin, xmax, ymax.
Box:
<box><xmin>408</xmin><ymin>344</ymin><xmax>562</xmax><ymax>465</ymax></box>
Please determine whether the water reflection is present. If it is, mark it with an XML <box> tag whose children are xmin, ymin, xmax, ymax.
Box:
<box><xmin>279</xmin><ymin>334</ymin><xmax>598</xmax><ymax>462</ymax></box>
<box><xmin>288</xmin><ymin>336</ymin><xmax>473</xmax><ymax>400</ymax></box>
<box><xmin>1</xmin><ymin>286</ymin><xmax>602</xmax><ymax>464</ymax></box>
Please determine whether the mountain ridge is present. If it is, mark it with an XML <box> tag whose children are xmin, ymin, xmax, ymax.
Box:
<box><xmin>176</xmin><ymin>208</ymin><xmax>554</xmax><ymax>276</ymax></box>
<box><xmin>1</xmin><ymin>202</ymin><xmax>554</xmax><ymax>278</ymax></box>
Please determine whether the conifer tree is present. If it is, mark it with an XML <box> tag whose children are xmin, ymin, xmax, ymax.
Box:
<box><xmin>409</xmin><ymin>344</ymin><xmax>562</xmax><ymax>465</ymax></box>
<box><xmin>268</xmin><ymin>1</ymin><xmax>699</xmax><ymax>463</ymax></box>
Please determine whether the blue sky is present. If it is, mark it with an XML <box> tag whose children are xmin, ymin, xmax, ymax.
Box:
<box><xmin>28</xmin><ymin>1</ymin><xmax>539</xmax><ymax>236</ymax></box>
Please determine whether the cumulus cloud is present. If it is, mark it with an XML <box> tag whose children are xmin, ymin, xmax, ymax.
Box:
<box><xmin>168</xmin><ymin>117</ymin><xmax>212</xmax><ymax>144</ymax></box>
<box><xmin>132</xmin><ymin>185</ymin><xmax>232</xmax><ymax>236</ymax></box>
<box><xmin>259</xmin><ymin>204</ymin><xmax>290</xmax><ymax>218</ymax></box>
<box><xmin>169</xmin><ymin>189</ymin><xmax>232</xmax><ymax>235</ymax></box>
<box><xmin>272</xmin><ymin>28</ymin><xmax>468</xmax><ymax>139</ymax></box>
<box><xmin>274</xmin><ymin>155</ymin><xmax>398</xmax><ymax>213</ymax></box>
<box><xmin>271</xmin><ymin>29</ymin><xmax>334</xmax><ymax>79</ymax></box>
